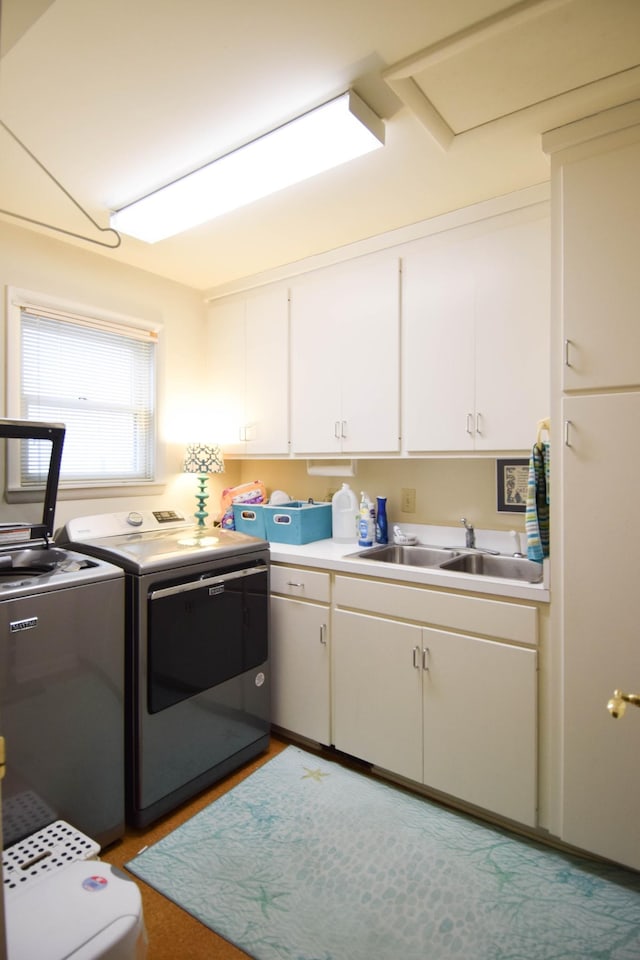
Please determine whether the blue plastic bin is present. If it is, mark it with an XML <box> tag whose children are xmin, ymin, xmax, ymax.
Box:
<box><xmin>263</xmin><ymin>501</ymin><xmax>332</xmax><ymax>544</ymax></box>
<box><xmin>232</xmin><ymin>503</ymin><xmax>267</xmax><ymax>539</ymax></box>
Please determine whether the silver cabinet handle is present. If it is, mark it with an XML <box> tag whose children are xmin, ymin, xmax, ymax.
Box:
<box><xmin>564</xmin><ymin>420</ymin><xmax>572</xmax><ymax>447</ymax></box>
<box><xmin>564</xmin><ymin>338</ymin><xmax>572</xmax><ymax>367</ymax></box>
<box><xmin>334</xmin><ymin>421</ymin><xmax>341</xmax><ymax>439</ymax></box>
<box><xmin>320</xmin><ymin>623</ymin><xmax>327</xmax><ymax>645</ymax></box>
<box><xmin>466</xmin><ymin>413</ymin><xmax>473</xmax><ymax>436</ymax></box>
<box><xmin>422</xmin><ymin>647</ymin><xmax>430</xmax><ymax>672</ymax></box>
<box><xmin>475</xmin><ymin>413</ymin><xmax>482</xmax><ymax>436</ymax></box>
<box><xmin>341</xmin><ymin>420</ymin><xmax>347</xmax><ymax>439</ymax></box>
<box><xmin>412</xmin><ymin>646</ymin><xmax>420</xmax><ymax>669</ymax></box>
<box><xmin>286</xmin><ymin>580</ymin><xmax>304</xmax><ymax>588</ymax></box>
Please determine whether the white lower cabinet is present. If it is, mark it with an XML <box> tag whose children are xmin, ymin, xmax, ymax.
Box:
<box><xmin>270</xmin><ymin>566</ymin><xmax>331</xmax><ymax>745</ymax></box>
<box><xmin>421</xmin><ymin>627</ymin><xmax>537</xmax><ymax>825</ymax></box>
<box><xmin>332</xmin><ymin>576</ymin><xmax>538</xmax><ymax>826</ymax></box>
<box><xmin>332</xmin><ymin>609</ymin><xmax>423</xmax><ymax>781</ymax></box>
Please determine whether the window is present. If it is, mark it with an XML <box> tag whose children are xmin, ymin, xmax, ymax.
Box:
<box><xmin>7</xmin><ymin>288</ymin><xmax>159</xmax><ymax>490</ymax></box>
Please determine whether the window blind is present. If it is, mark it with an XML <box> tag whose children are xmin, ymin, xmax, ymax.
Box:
<box><xmin>19</xmin><ymin>306</ymin><xmax>156</xmax><ymax>486</ymax></box>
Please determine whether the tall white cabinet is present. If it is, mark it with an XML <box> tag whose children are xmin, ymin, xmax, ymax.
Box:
<box><xmin>543</xmin><ymin>101</ymin><xmax>640</xmax><ymax>871</ymax></box>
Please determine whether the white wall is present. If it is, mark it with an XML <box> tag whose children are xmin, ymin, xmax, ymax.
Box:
<box><xmin>0</xmin><ymin>220</ymin><xmax>239</xmax><ymax>528</ymax></box>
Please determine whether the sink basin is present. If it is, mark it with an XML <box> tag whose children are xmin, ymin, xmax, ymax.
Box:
<box><xmin>346</xmin><ymin>543</ymin><xmax>543</xmax><ymax>583</ymax></box>
<box><xmin>438</xmin><ymin>552</ymin><xmax>542</xmax><ymax>583</ymax></box>
<box><xmin>348</xmin><ymin>544</ymin><xmax>459</xmax><ymax>567</ymax></box>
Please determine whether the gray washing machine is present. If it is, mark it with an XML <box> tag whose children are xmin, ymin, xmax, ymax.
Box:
<box><xmin>0</xmin><ymin>420</ymin><xmax>125</xmax><ymax>851</ymax></box>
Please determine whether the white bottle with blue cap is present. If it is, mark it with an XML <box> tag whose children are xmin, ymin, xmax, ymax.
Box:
<box><xmin>332</xmin><ymin>483</ymin><xmax>358</xmax><ymax>542</ymax></box>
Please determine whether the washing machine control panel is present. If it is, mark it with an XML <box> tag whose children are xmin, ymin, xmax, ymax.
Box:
<box><xmin>152</xmin><ymin>510</ymin><xmax>185</xmax><ymax>524</ymax></box>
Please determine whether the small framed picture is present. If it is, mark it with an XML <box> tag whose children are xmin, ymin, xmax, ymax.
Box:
<box><xmin>496</xmin><ymin>458</ymin><xmax>528</xmax><ymax>513</ymax></box>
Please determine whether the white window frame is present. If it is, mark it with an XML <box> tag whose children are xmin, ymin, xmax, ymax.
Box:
<box><xmin>6</xmin><ymin>286</ymin><xmax>162</xmax><ymax>498</ymax></box>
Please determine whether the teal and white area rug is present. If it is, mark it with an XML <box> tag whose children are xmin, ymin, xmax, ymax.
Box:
<box><xmin>127</xmin><ymin>745</ymin><xmax>640</xmax><ymax>960</ymax></box>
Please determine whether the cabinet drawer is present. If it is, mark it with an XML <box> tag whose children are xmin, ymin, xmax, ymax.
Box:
<box><xmin>271</xmin><ymin>565</ymin><xmax>330</xmax><ymax>603</ymax></box>
<box><xmin>334</xmin><ymin>575</ymin><xmax>537</xmax><ymax>646</ymax></box>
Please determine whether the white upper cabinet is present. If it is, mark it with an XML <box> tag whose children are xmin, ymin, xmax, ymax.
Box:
<box><xmin>402</xmin><ymin>208</ymin><xmax>550</xmax><ymax>452</ymax></box>
<box><xmin>206</xmin><ymin>285</ymin><xmax>289</xmax><ymax>456</ymax></box>
<box><xmin>402</xmin><ymin>235</ymin><xmax>476</xmax><ymax>451</ymax></box>
<box><xmin>559</xmin><ymin>134</ymin><xmax>640</xmax><ymax>391</ymax></box>
<box><xmin>289</xmin><ymin>253</ymin><xmax>400</xmax><ymax>455</ymax></box>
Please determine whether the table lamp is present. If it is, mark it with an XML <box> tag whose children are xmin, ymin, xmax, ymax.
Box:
<box><xmin>183</xmin><ymin>442</ymin><xmax>224</xmax><ymax>526</ymax></box>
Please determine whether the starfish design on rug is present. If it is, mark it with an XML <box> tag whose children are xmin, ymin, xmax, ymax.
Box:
<box><xmin>301</xmin><ymin>766</ymin><xmax>330</xmax><ymax>782</ymax></box>
<box><xmin>248</xmin><ymin>885</ymin><xmax>290</xmax><ymax>918</ymax></box>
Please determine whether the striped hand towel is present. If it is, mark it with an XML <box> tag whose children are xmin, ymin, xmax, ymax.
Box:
<box><xmin>526</xmin><ymin>441</ymin><xmax>550</xmax><ymax>562</ymax></box>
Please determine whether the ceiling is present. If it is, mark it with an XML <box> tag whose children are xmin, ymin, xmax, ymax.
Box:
<box><xmin>0</xmin><ymin>0</ymin><xmax>638</xmax><ymax>294</ymax></box>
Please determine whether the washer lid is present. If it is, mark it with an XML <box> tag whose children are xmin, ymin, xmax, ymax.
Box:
<box><xmin>62</xmin><ymin>510</ymin><xmax>267</xmax><ymax>573</ymax></box>
<box><xmin>0</xmin><ymin>418</ymin><xmax>66</xmax><ymax>546</ymax></box>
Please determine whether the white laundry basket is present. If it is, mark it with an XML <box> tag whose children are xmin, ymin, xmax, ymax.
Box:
<box><xmin>3</xmin><ymin>821</ymin><xmax>147</xmax><ymax>960</ymax></box>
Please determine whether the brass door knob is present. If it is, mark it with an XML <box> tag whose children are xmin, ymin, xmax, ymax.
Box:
<box><xmin>607</xmin><ymin>689</ymin><xmax>640</xmax><ymax>719</ymax></box>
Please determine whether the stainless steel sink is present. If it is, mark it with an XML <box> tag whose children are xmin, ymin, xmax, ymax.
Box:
<box><xmin>438</xmin><ymin>552</ymin><xmax>542</xmax><ymax>583</ymax></box>
<box><xmin>347</xmin><ymin>542</ymin><xmax>543</xmax><ymax>583</ymax></box>
<box><xmin>347</xmin><ymin>544</ymin><xmax>459</xmax><ymax>567</ymax></box>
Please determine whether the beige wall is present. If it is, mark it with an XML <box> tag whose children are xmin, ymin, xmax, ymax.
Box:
<box><xmin>0</xmin><ymin>219</ymin><xmax>225</xmax><ymax>528</ymax></box>
<box><xmin>237</xmin><ymin>457</ymin><xmax>526</xmax><ymax>535</ymax></box>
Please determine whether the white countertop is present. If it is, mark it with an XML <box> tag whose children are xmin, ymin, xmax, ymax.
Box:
<box><xmin>268</xmin><ymin>525</ymin><xmax>550</xmax><ymax>603</ymax></box>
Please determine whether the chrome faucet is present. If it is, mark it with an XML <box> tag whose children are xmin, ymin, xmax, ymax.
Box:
<box><xmin>461</xmin><ymin>517</ymin><xmax>475</xmax><ymax>549</ymax></box>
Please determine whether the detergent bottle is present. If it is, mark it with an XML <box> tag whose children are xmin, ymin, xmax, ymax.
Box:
<box><xmin>375</xmin><ymin>496</ymin><xmax>388</xmax><ymax>544</ymax></box>
<box><xmin>358</xmin><ymin>492</ymin><xmax>375</xmax><ymax>547</ymax></box>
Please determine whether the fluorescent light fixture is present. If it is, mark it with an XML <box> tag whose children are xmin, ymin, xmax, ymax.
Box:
<box><xmin>110</xmin><ymin>90</ymin><xmax>385</xmax><ymax>243</ymax></box>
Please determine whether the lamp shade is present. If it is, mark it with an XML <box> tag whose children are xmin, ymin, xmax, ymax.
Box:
<box><xmin>183</xmin><ymin>443</ymin><xmax>224</xmax><ymax>475</ymax></box>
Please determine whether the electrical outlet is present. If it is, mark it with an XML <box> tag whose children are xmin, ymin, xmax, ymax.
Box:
<box><xmin>401</xmin><ymin>487</ymin><xmax>416</xmax><ymax>513</ymax></box>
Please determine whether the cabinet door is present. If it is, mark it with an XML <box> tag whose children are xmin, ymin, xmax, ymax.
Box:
<box><xmin>338</xmin><ymin>256</ymin><xmax>400</xmax><ymax>454</ymax></box>
<box><xmin>332</xmin><ymin>609</ymin><xmax>422</xmax><ymax>781</ymax></box>
<box><xmin>270</xmin><ymin>596</ymin><xmax>330</xmax><ymax>744</ymax></box>
<box><xmin>402</xmin><ymin>235</ymin><xmax>475</xmax><ymax>452</ymax></box>
<box><xmin>561</xmin><ymin>393</ymin><xmax>640</xmax><ymax>869</ymax></box>
<box><xmin>473</xmin><ymin>215</ymin><xmax>550</xmax><ymax>450</ymax></box>
<box><xmin>290</xmin><ymin>272</ymin><xmax>343</xmax><ymax>454</ymax></box>
<box><xmin>561</xmin><ymin>137</ymin><xmax>640</xmax><ymax>391</ymax></box>
<box><xmin>207</xmin><ymin>298</ymin><xmax>246</xmax><ymax>454</ymax></box>
<box><xmin>290</xmin><ymin>255</ymin><xmax>400</xmax><ymax>455</ymax></box>
<box><xmin>402</xmin><ymin>209</ymin><xmax>550</xmax><ymax>453</ymax></box>
<box><xmin>422</xmin><ymin>628</ymin><xmax>537</xmax><ymax>826</ymax></box>
<box><xmin>207</xmin><ymin>288</ymin><xmax>289</xmax><ymax>456</ymax></box>
<box><xmin>244</xmin><ymin>287</ymin><xmax>289</xmax><ymax>455</ymax></box>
